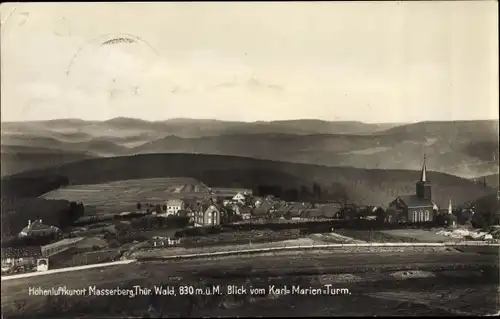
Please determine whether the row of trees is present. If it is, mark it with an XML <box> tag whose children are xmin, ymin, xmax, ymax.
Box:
<box><xmin>136</xmin><ymin>202</ymin><xmax>169</xmax><ymax>214</ymax></box>
<box><xmin>253</xmin><ymin>183</ymin><xmax>348</xmax><ymax>202</ymax></box>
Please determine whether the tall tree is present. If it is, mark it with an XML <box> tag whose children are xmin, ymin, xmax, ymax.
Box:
<box><xmin>312</xmin><ymin>183</ymin><xmax>322</xmax><ymax>200</ymax></box>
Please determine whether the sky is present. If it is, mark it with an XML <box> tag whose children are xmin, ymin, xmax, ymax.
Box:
<box><xmin>0</xmin><ymin>1</ymin><xmax>498</xmax><ymax>123</ymax></box>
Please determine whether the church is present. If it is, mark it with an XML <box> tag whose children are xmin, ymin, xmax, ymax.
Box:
<box><xmin>386</xmin><ymin>155</ymin><xmax>439</xmax><ymax>223</ymax></box>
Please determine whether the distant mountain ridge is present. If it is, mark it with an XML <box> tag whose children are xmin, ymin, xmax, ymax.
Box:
<box><xmin>1</xmin><ymin>117</ymin><xmax>399</xmax><ymax>137</ymax></box>
<box><xmin>1</xmin><ymin>118</ymin><xmax>498</xmax><ymax>178</ymax></box>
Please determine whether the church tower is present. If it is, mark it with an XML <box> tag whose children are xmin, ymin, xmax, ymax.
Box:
<box><xmin>416</xmin><ymin>154</ymin><xmax>432</xmax><ymax>200</ymax></box>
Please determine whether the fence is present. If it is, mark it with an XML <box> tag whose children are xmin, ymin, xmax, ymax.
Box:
<box><xmin>135</xmin><ymin>240</ymin><xmax>500</xmax><ymax>260</ymax></box>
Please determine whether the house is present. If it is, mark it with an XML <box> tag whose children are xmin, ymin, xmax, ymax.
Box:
<box><xmin>193</xmin><ymin>201</ymin><xmax>221</xmax><ymax>227</ymax></box>
<box><xmin>232</xmin><ymin>192</ymin><xmax>250</xmax><ymax>204</ymax></box>
<box><xmin>387</xmin><ymin>155</ymin><xmax>437</xmax><ymax>223</ymax></box>
<box><xmin>163</xmin><ymin>199</ymin><xmax>185</xmax><ymax>216</ymax></box>
<box><xmin>151</xmin><ymin>236</ymin><xmax>181</xmax><ymax>247</ymax></box>
<box><xmin>1</xmin><ymin>246</ymin><xmax>42</xmax><ymax>272</ymax></box>
<box><xmin>18</xmin><ymin>220</ymin><xmax>62</xmax><ymax>238</ymax></box>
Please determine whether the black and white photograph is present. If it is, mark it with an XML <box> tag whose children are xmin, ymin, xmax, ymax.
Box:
<box><xmin>1</xmin><ymin>1</ymin><xmax>499</xmax><ymax>317</ymax></box>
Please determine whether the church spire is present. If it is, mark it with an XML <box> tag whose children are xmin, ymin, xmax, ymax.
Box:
<box><xmin>448</xmin><ymin>199</ymin><xmax>452</xmax><ymax>215</ymax></box>
<box><xmin>420</xmin><ymin>154</ymin><xmax>427</xmax><ymax>182</ymax></box>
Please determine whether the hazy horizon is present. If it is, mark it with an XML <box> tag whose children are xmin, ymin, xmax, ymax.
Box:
<box><xmin>1</xmin><ymin>2</ymin><xmax>498</xmax><ymax>123</ymax></box>
<box><xmin>1</xmin><ymin>116</ymin><xmax>499</xmax><ymax>125</ymax></box>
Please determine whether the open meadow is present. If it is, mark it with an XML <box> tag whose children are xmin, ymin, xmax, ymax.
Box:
<box><xmin>39</xmin><ymin>177</ymin><xmax>210</xmax><ymax>213</ymax></box>
<box><xmin>379</xmin><ymin>229</ymin><xmax>454</xmax><ymax>243</ymax></box>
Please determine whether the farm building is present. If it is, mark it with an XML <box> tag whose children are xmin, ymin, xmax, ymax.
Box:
<box><xmin>387</xmin><ymin>155</ymin><xmax>438</xmax><ymax>223</ymax></box>
<box><xmin>18</xmin><ymin>219</ymin><xmax>62</xmax><ymax>238</ymax></box>
<box><xmin>41</xmin><ymin>237</ymin><xmax>84</xmax><ymax>257</ymax></box>
<box><xmin>1</xmin><ymin>246</ymin><xmax>42</xmax><ymax>272</ymax></box>
<box><xmin>162</xmin><ymin>199</ymin><xmax>185</xmax><ymax>216</ymax></box>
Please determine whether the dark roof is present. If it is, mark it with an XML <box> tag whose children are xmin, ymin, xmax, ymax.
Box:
<box><xmin>253</xmin><ymin>201</ymin><xmax>273</xmax><ymax>216</ymax></box>
<box><xmin>183</xmin><ymin>199</ymin><xmax>199</xmax><ymax>209</ymax></box>
<box><xmin>196</xmin><ymin>199</ymin><xmax>212</xmax><ymax>211</ymax></box>
<box><xmin>323</xmin><ymin>211</ymin><xmax>337</xmax><ymax>218</ymax></box>
<box><xmin>318</xmin><ymin>205</ymin><xmax>341</xmax><ymax>214</ymax></box>
<box><xmin>394</xmin><ymin>195</ymin><xmax>434</xmax><ymax>208</ymax></box>
<box><xmin>239</xmin><ymin>206</ymin><xmax>253</xmax><ymax>215</ymax></box>
<box><xmin>315</xmin><ymin>201</ymin><xmax>343</xmax><ymax>207</ymax></box>
<box><xmin>205</xmin><ymin>205</ymin><xmax>220</xmax><ymax>215</ymax></box>
<box><xmin>274</xmin><ymin>205</ymin><xmax>292</xmax><ymax>215</ymax></box>
<box><xmin>20</xmin><ymin>220</ymin><xmax>60</xmax><ymax>234</ymax></box>
<box><xmin>1</xmin><ymin>246</ymin><xmax>42</xmax><ymax>258</ymax></box>
<box><xmin>290</xmin><ymin>203</ymin><xmax>312</xmax><ymax>217</ymax></box>
<box><xmin>303</xmin><ymin>209</ymin><xmax>323</xmax><ymax>219</ymax></box>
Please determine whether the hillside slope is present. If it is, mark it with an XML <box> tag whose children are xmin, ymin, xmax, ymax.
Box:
<box><xmin>470</xmin><ymin>174</ymin><xmax>499</xmax><ymax>189</ymax></box>
<box><xmin>0</xmin><ymin>146</ymin><xmax>97</xmax><ymax>176</ymax></box>
<box><xmin>5</xmin><ymin>154</ymin><xmax>494</xmax><ymax>208</ymax></box>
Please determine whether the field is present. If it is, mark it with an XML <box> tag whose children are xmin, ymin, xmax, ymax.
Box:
<box><xmin>379</xmin><ymin>229</ymin><xmax>453</xmax><ymax>243</ymax></box>
<box><xmin>333</xmin><ymin>230</ymin><xmax>427</xmax><ymax>243</ymax></box>
<box><xmin>40</xmin><ymin>177</ymin><xmax>210</xmax><ymax>213</ymax></box>
<box><xmin>1</xmin><ymin>250</ymin><xmax>498</xmax><ymax>318</ymax></box>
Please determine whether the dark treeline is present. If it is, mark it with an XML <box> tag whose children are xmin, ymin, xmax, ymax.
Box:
<box><xmin>72</xmin><ymin>214</ymin><xmax>190</xmax><ymax>229</ymax></box>
<box><xmin>1</xmin><ymin>235</ymin><xmax>60</xmax><ymax>248</ymax></box>
<box><xmin>1</xmin><ymin>174</ymin><xmax>77</xmax><ymax>239</ymax></box>
<box><xmin>1</xmin><ymin>198</ymin><xmax>84</xmax><ymax>239</ymax></box>
<box><xmin>129</xmin><ymin>215</ymin><xmax>190</xmax><ymax>230</ymax></box>
<box><xmin>253</xmin><ymin>183</ymin><xmax>344</xmax><ymax>202</ymax></box>
<box><xmin>1</xmin><ymin>174</ymin><xmax>69</xmax><ymax>198</ymax></box>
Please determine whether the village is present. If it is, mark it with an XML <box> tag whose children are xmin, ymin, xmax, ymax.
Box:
<box><xmin>1</xmin><ymin>156</ymin><xmax>498</xmax><ymax>277</ymax></box>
